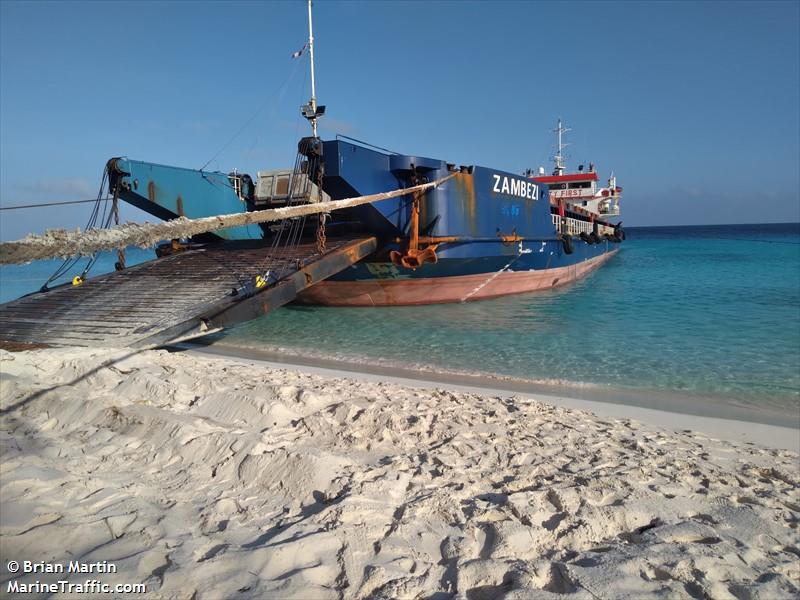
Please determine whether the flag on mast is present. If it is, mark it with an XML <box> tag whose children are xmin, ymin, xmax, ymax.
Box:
<box><xmin>291</xmin><ymin>43</ymin><xmax>307</xmax><ymax>59</ymax></box>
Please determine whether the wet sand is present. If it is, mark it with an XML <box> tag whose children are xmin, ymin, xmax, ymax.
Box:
<box><xmin>185</xmin><ymin>341</ymin><xmax>800</xmax><ymax>451</ymax></box>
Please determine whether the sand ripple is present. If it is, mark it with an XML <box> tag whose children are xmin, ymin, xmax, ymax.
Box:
<box><xmin>1</xmin><ymin>348</ymin><xmax>798</xmax><ymax>599</ymax></box>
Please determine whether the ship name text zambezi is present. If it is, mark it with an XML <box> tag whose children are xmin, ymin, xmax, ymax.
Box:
<box><xmin>491</xmin><ymin>174</ymin><xmax>540</xmax><ymax>200</ymax></box>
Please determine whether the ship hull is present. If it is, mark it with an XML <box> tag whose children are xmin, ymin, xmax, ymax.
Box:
<box><xmin>292</xmin><ymin>138</ymin><xmax>625</xmax><ymax>306</ymax></box>
<box><xmin>299</xmin><ymin>248</ymin><xmax>618</xmax><ymax>306</ymax></box>
<box><xmin>112</xmin><ymin>137</ymin><xmax>625</xmax><ymax>309</ymax></box>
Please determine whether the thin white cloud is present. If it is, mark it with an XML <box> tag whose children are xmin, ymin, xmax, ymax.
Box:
<box><xmin>319</xmin><ymin>117</ymin><xmax>357</xmax><ymax>136</ymax></box>
<box><xmin>182</xmin><ymin>120</ymin><xmax>222</xmax><ymax>133</ymax></box>
<box><xmin>14</xmin><ymin>178</ymin><xmax>96</xmax><ymax>198</ymax></box>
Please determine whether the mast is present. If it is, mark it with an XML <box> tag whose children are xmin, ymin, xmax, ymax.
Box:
<box><xmin>307</xmin><ymin>0</ymin><xmax>317</xmax><ymax>137</ymax></box>
<box><xmin>301</xmin><ymin>0</ymin><xmax>324</xmax><ymax>137</ymax></box>
<box><xmin>552</xmin><ymin>118</ymin><xmax>570</xmax><ymax>176</ymax></box>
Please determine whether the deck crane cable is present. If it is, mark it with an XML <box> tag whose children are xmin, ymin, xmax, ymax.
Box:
<box><xmin>0</xmin><ymin>198</ymin><xmax>107</xmax><ymax>211</ymax></box>
<box><xmin>214</xmin><ymin>61</ymin><xmax>311</xmax><ymax>290</ymax></box>
<box><xmin>77</xmin><ymin>170</ymin><xmax>118</xmax><ymax>279</ymax></box>
<box><xmin>253</xmin><ymin>66</ymin><xmax>315</xmax><ymax>284</ymax></box>
<box><xmin>198</xmin><ymin>58</ymin><xmax>304</xmax><ymax>172</ymax></box>
<box><xmin>257</xmin><ymin>45</ymin><xmax>318</xmax><ymax>282</ymax></box>
<box><xmin>238</xmin><ymin>146</ymin><xmax>312</xmax><ymax>291</ymax></box>
<box><xmin>0</xmin><ymin>173</ymin><xmax>458</xmax><ymax>265</ymax></box>
<box><xmin>279</xmin><ymin>159</ymin><xmax>310</xmax><ymax>272</ymax></box>
<box><xmin>38</xmin><ymin>167</ymin><xmax>113</xmax><ymax>291</ymax></box>
<box><xmin>261</xmin><ymin>142</ymin><xmax>319</xmax><ymax>283</ymax></box>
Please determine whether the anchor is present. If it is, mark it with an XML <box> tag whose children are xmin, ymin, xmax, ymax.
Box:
<box><xmin>389</xmin><ymin>173</ymin><xmax>439</xmax><ymax>270</ymax></box>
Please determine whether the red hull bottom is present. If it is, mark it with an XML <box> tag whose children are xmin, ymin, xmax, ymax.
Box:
<box><xmin>298</xmin><ymin>250</ymin><xmax>618</xmax><ymax>306</ymax></box>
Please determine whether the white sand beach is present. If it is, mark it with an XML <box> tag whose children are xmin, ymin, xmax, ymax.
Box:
<box><xmin>1</xmin><ymin>347</ymin><xmax>798</xmax><ymax>599</ymax></box>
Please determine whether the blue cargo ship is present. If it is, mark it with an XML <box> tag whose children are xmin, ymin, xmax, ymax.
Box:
<box><xmin>106</xmin><ymin>3</ymin><xmax>625</xmax><ymax>307</ymax></box>
<box><xmin>298</xmin><ymin>129</ymin><xmax>623</xmax><ymax>305</ymax></box>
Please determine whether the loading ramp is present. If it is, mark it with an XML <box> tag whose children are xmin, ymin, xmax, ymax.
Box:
<box><xmin>0</xmin><ymin>236</ymin><xmax>377</xmax><ymax>349</ymax></box>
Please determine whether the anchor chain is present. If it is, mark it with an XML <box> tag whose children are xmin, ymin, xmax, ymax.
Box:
<box><xmin>112</xmin><ymin>183</ymin><xmax>126</xmax><ymax>271</ymax></box>
<box><xmin>315</xmin><ymin>164</ymin><xmax>327</xmax><ymax>253</ymax></box>
<box><xmin>316</xmin><ymin>212</ymin><xmax>327</xmax><ymax>253</ymax></box>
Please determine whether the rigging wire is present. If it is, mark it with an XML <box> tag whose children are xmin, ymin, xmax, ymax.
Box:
<box><xmin>245</xmin><ymin>57</ymin><xmax>304</xmax><ymax>160</ymax></box>
<box><xmin>39</xmin><ymin>168</ymin><xmax>112</xmax><ymax>290</ymax></box>
<box><xmin>199</xmin><ymin>58</ymin><xmax>305</xmax><ymax>172</ymax></box>
<box><xmin>246</xmin><ymin>62</ymin><xmax>314</xmax><ymax>286</ymax></box>
<box><xmin>255</xmin><ymin>150</ymin><xmax>311</xmax><ymax>282</ymax></box>
<box><xmin>0</xmin><ymin>198</ymin><xmax>103</xmax><ymax>211</ymax></box>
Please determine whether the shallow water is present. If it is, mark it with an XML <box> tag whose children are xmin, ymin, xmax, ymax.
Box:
<box><xmin>2</xmin><ymin>224</ymin><xmax>798</xmax><ymax>419</ymax></box>
<box><xmin>0</xmin><ymin>248</ymin><xmax>156</xmax><ymax>303</ymax></box>
<box><xmin>214</xmin><ymin>223</ymin><xmax>800</xmax><ymax>416</ymax></box>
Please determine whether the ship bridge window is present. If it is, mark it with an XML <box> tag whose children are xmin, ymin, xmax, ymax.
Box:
<box><xmin>549</xmin><ymin>183</ymin><xmax>567</xmax><ymax>190</ymax></box>
<box><xmin>567</xmin><ymin>181</ymin><xmax>592</xmax><ymax>189</ymax></box>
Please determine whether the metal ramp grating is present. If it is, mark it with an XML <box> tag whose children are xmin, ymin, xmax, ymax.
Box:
<box><xmin>0</xmin><ymin>236</ymin><xmax>377</xmax><ymax>348</ymax></box>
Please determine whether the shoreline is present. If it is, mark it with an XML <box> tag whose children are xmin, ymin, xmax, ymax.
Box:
<box><xmin>178</xmin><ymin>341</ymin><xmax>800</xmax><ymax>453</ymax></box>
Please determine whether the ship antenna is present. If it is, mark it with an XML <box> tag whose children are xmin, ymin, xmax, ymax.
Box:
<box><xmin>301</xmin><ymin>0</ymin><xmax>324</xmax><ymax>137</ymax></box>
<box><xmin>552</xmin><ymin>118</ymin><xmax>571</xmax><ymax>176</ymax></box>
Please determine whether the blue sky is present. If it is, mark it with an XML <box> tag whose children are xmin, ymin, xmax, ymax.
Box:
<box><xmin>1</xmin><ymin>0</ymin><xmax>798</xmax><ymax>239</ymax></box>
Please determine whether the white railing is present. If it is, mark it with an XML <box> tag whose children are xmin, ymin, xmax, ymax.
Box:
<box><xmin>551</xmin><ymin>215</ymin><xmax>615</xmax><ymax>237</ymax></box>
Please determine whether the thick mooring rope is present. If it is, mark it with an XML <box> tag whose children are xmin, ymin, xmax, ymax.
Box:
<box><xmin>0</xmin><ymin>173</ymin><xmax>458</xmax><ymax>265</ymax></box>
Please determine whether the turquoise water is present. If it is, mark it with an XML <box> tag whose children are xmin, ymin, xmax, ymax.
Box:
<box><xmin>2</xmin><ymin>225</ymin><xmax>798</xmax><ymax>418</ymax></box>
<box><xmin>214</xmin><ymin>224</ymin><xmax>800</xmax><ymax>415</ymax></box>
<box><xmin>0</xmin><ymin>248</ymin><xmax>156</xmax><ymax>303</ymax></box>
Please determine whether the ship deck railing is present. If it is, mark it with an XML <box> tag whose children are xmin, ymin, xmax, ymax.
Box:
<box><xmin>551</xmin><ymin>215</ymin><xmax>615</xmax><ymax>236</ymax></box>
